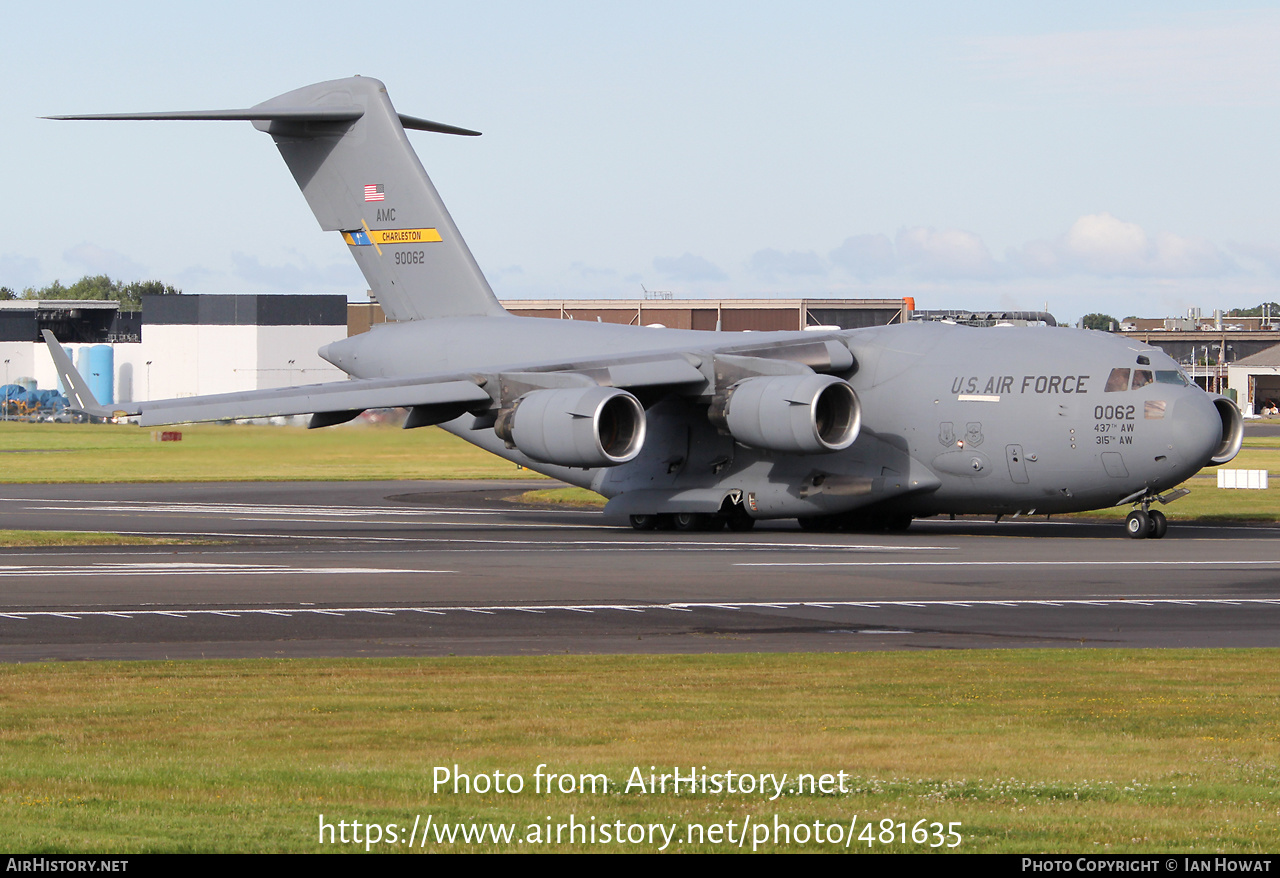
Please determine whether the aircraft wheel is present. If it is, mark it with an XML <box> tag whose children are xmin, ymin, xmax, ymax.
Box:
<box><xmin>672</xmin><ymin>512</ymin><xmax>709</xmax><ymax>532</ymax></box>
<box><xmin>797</xmin><ymin>516</ymin><xmax>830</xmax><ymax>531</ymax></box>
<box><xmin>655</xmin><ymin>513</ymin><xmax>676</xmax><ymax>531</ymax></box>
<box><xmin>1125</xmin><ymin>510</ymin><xmax>1150</xmax><ymax>539</ymax></box>
<box><xmin>629</xmin><ymin>514</ymin><xmax>658</xmax><ymax>531</ymax></box>
<box><xmin>726</xmin><ymin>513</ymin><xmax>756</xmax><ymax>532</ymax></box>
<box><xmin>1148</xmin><ymin>509</ymin><xmax>1168</xmax><ymax>539</ymax></box>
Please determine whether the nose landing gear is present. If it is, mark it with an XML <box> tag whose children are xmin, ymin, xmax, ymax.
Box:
<box><xmin>1125</xmin><ymin>508</ymin><xmax>1167</xmax><ymax>539</ymax></box>
<box><xmin>1123</xmin><ymin>489</ymin><xmax>1186</xmax><ymax>539</ymax></box>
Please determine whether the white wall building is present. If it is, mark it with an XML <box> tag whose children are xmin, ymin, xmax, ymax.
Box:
<box><xmin>1</xmin><ymin>295</ymin><xmax>348</xmax><ymax>405</ymax></box>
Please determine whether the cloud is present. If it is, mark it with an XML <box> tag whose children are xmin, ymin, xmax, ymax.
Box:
<box><xmin>967</xmin><ymin>10</ymin><xmax>1280</xmax><ymax>107</ymax></box>
<box><xmin>1010</xmin><ymin>213</ymin><xmax>1235</xmax><ymax>277</ymax></box>
<box><xmin>652</xmin><ymin>252</ymin><xmax>727</xmax><ymax>282</ymax></box>
<box><xmin>748</xmin><ymin>248</ymin><xmax>827</xmax><ymax>280</ymax></box>
<box><xmin>828</xmin><ymin>228</ymin><xmax>996</xmax><ymax>280</ymax></box>
<box><xmin>895</xmin><ymin>226</ymin><xmax>997</xmax><ymax>279</ymax></box>
<box><xmin>829</xmin><ymin>234</ymin><xmax>895</xmax><ymax>279</ymax></box>
<box><xmin>825</xmin><ymin>214</ymin><xmax>1234</xmax><ymax>285</ymax></box>
<box><xmin>1228</xmin><ymin>241</ymin><xmax>1280</xmax><ymax>275</ymax></box>
<box><xmin>1061</xmin><ymin>213</ymin><xmax>1151</xmax><ymax>275</ymax></box>
<box><xmin>570</xmin><ymin>262</ymin><xmax>616</xmax><ymax>279</ymax></box>
<box><xmin>62</xmin><ymin>242</ymin><xmax>147</xmax><ymax>279</ymax></box>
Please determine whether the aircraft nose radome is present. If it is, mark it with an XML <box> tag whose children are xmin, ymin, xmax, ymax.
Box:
<box><xmin>1168</xmin><ymin>393</ymin><xmax>1223</xmax><ymax>470</ymax></box>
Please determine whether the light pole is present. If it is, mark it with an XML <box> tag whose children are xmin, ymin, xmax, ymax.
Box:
<box><xmin>3</xmin><ymin>359</ymin><xmax>9</xmax><ymax>422</ymax></box>
<box><xmin>146</xmin><ymin>361</ymin><xmax>153</xmax><ymax>400</ymax></box>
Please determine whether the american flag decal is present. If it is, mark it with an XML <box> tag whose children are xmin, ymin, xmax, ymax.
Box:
<box><xmin>364</xmin><ymin>184</ymin><xmax>385</xmax><ymax>202</ymax></box>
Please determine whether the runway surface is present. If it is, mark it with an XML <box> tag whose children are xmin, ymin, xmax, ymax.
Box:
<box><xmin>1</xmin><ymin>480</ymin><xmax>1279</xmax><ymax>661</ymax></box>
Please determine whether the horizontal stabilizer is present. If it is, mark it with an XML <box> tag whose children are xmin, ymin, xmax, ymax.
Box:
<box><xmin>45</xmin><ymin>109</ymin><xmax>479</xmax><ymax>135</ymax></box>
<box><xmin>396</xmin><ymin>114</ymin><xmax>481</xmax><ymax>136</ymax></box>
<box><xmin>45</xmin><ymin>108</ymin><xmax>364</xmax><ymax>123</ymax></box>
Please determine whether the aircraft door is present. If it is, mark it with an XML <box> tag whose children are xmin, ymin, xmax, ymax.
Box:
<box><xmin>1005</xmin><ymin>444</ymin><xmax>1030</xmax><ymax>484</ymax></box>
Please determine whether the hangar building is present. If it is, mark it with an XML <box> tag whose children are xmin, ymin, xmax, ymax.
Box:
<box><xmin>0</xmin><ymin>295</ymin><xmax>348</xmax><ymax>404</ymax></box>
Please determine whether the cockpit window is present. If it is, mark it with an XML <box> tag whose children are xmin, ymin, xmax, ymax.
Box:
<box><xmin>1155</xmin><ymin>370</ymin><xmax>1187</xmax><ymax>386</ymax></box>
<box><xmin>1131</xmin><ymin>370</ymin><xmax>1153</xmax><ymax>389</ymax></box>
<box><xmin>1105</xmin><ymin>368</ymin><xmax>1131</xmax><ymax>392</ymax></box>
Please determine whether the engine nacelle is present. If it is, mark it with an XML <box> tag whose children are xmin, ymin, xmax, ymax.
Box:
<box><xmin>709</xmin><ymin>374</ymin><xmax>860</xmax><ymax>454</ymax></box>
<box><xmin>1210</xmin><ymin>396</ymin><xmax>1244</xmax><ymax>465</ymax></box>
<box><xmin>494</xmin><ymin>386</ymin><xmax>646</xmax><ymax>467</ymax></box>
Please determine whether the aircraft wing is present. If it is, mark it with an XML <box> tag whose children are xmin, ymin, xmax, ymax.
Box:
<box><xmin>43</xmin><ymin>330</ymin><xmax>496</xmax><ymax>427</ymax></box>
<box><xmin>42</xmin><ymin>330</ymin><xmax>710</xmax><ymax>428</ymax></box>
<box><xmin>132</xmin><ymin>377</ymin><xmax>494</xmax><ymax>427</ymax></box>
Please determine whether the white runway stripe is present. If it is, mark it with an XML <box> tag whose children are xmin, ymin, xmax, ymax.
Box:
<box><xmin>18</xmin><ymin>501</ymin><xmax>575</xmax><ymax>518</ymax></box>
<box><xmin>737</xmin><ymin>559</ymin><xmax>1280</xmax><ymax>567</ymax></box>
<box><xmin>2</xmin><ymin>596</ymin><xmax>1279</xmax><ymax>621</ymax></box>
<box><xmin>0</xmin><ymin>562</ymin><xmax>439</xmax><ymax>577</ymax></box>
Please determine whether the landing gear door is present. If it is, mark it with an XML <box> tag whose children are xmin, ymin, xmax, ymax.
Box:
<box><xmin>1006</xmin><ymin>444</ymin><xmax>1030</xmax><ymax>484</ymax></box>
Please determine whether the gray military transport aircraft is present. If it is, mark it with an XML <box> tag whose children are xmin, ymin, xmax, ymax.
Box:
<box><xmin>43</xmin><ymin>76</ymin><xmax>1243</xmax><ymax>539</ymax></box>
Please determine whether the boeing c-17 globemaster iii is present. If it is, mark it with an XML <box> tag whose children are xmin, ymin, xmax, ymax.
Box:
<box><xmin>42</xmin><ymin>76</ymin><xmax>1243</xmax><ymax>539</ymax></box>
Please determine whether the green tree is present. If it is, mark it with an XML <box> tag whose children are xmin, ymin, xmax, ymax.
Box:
<box><xmin>119</xmin><ymin>280</ymin><xmax>181</xmax><ymax>311</ymax></box>
<box><xmin>1081</xmin><ymin>313</ymin><xmax>1118</xmax><ymax>331</ymax></box>
<box><xmin>0</xmin><ymin>287</ymin><xmax>14</xmax><ymax>300</ymax></box>
<box><xmin>1228</xmin><ymin>303</ymin><xmax>1280</xmax><ymax>318</ymax></box>
<box><xmin>20</xmin><ymin>275</ymin><xmax>180</xmax><ymax>311</ymax></box>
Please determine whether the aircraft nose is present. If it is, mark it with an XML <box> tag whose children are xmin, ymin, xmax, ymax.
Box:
<box><xmin>1167</xmin><ymin>392</ymin><xmax>1227</xmax><ymax>469</ymax></box>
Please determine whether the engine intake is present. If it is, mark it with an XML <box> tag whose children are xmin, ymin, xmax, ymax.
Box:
<box><xmin>494</xmin><ymin>386</ymin><xmax>646</xmax><ymax>467</ymax></box>
<box><xmin>709</xmin><ymin>374</ymin><xmax>860</xmax><ymax>454</ymax></box>
<box><xmin>1210</xmin><ymin>396</ymin><xmax>1244</xmax><ymax>465</ymax></box>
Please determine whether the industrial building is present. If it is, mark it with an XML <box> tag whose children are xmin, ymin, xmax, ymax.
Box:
<box><xmin>1117</xmin><ymin>308</ymin><xmax>1280</xmax><ymax>410</ymax></box>
<box><xmin>9</xmin><ymin>294</ymin><xmax>1280</xmax><ymax>418</ymax></box>
<box><xmin>349</xmin><ymin>297</ymin><xmax>912</xmax><ymax>334</ymax></box>
<box><xmin>0</xmin><ymin>295</ymin><xmax>348</xmax><ymax>405</ymax></box>
<box><xmin>7</xmin><ymin>295</ymin><xmax>916</xmax><ymax>409</ymax></box>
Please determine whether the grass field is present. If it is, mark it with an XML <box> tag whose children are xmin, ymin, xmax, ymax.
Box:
<box><xmin>0</xmin><ymin>420</ymin><xmax>533</xmax><ymax>483</ymax></box>
<box><xmin>0</xmin><ymin>530</ymin><xmax>206</xmax><ymax>547</ymax></box>
<box><xmin>1</xmin><ymin>652</ymin><xmax>1276</xmax><ymax>853</ymax></box>
<box><xmin>2</xmin><ymin>423</ymin><xmax>1279</xmax><ymax>853</ymax></box>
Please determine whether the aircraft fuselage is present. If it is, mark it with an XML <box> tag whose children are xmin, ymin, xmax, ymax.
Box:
<box><xmin>322</xmin><ymin>317</ymin><xmax>1235</xmax><ymax>522</ymax></box>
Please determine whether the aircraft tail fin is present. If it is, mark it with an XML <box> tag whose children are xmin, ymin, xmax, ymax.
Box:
<box><xmin>49</xmin><ymin>76</ymin><xmax>505</xmax><ymax>323</ymax></box>
<box><xmin>42</xmin><ymin>331</ymin><xmax>138</xmax><ymax>419</ymax></box>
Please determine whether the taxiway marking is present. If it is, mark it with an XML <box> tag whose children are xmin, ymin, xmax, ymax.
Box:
<box><xmin>0</xmin><ymin>562</ymin><xmax>437</xmax><ymax>577</ymax></box>
<box><xmin>2</xmin><ymin>596</ymin><xmax>1278</xmax><ymax>621</ymax></box>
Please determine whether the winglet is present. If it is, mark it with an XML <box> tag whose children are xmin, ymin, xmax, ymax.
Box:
<box><xmin>41</xmin><ymin>331</ymin><xmax>139</xmax><ymax>419</ymax></box>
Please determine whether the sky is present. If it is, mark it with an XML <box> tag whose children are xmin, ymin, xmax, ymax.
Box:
<box><xmin>2</xmin><ymin>2</ymin><xmax>1279</xmax><ymax>325</ymax></box>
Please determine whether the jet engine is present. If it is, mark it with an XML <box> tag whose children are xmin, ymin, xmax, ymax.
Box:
<box><xmin>1210</xmin><ymin>396</ymin><xmax>1244</xmax><ymax>465</ymax></box>
<box><xmin>494</xmin><ymin>386</ymin><xmax>646</xmax><ymax>467</ymax></box>
<box><xmin>708</xmin><ymin>374</ymin><xmax>860</xmax><ymax>454</ymax></box>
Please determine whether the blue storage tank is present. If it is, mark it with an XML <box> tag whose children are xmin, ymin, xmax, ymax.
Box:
<box><xmin>87</xmin><ymin>345</ymin><xmax>114</xmax><ymax>405</ymax></box>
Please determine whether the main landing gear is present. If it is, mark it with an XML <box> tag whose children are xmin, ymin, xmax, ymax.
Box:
<box><xmin>630</xmin><ymin>508</ymin><xmax>756</xmax><ymax>532</ymax></box>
